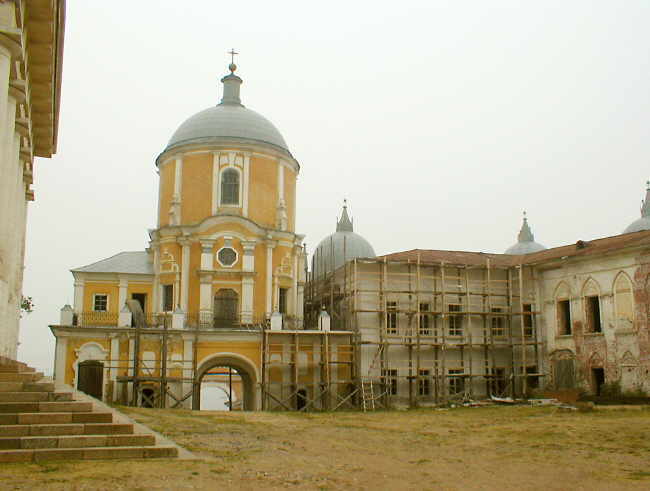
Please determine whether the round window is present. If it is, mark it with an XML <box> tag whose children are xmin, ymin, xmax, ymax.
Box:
<box><xmin>217</xmin><ymin>247</ymin><xmax>237</xmax><ymax>267</ymax></box>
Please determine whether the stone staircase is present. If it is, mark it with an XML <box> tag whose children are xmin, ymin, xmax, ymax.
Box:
<box><xmin>0</xmin><ymin>358</ymin><xmax>178</xmax><ymax>462</ymax></box>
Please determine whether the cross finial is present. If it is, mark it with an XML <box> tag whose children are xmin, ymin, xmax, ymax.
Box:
<box><xmin>228</xmin><ymin>49</ymin><xmax>239</xmax><ymax>73</ymax></box>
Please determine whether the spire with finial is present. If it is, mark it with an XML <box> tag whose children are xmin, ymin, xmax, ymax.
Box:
<box><xmin>336</xmin><ymin>199</ymin><xmax>354</xmax><ymax>232</ymax></box>
<box><xmin>220</xmin><ymin>49</ymin><xmax>243</xmax><ymax>106</ymax></box>
<box><xmin>517</xmin><ymin>210</ymin><xmax>535</xmax><ymax>243</ymax></box>
<box><xmin>641</xmin><ymin>180</ymin><xmax>650</xmax><ymax>218</ymax></box>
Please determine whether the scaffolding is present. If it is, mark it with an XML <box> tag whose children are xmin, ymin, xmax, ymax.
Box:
<box><xmin>261</xmin><ymin>329</ymin><xmax>356</xmax><ymax>411</ymax></box>
<box><xmin>305</xmin><ymin>256</ymin><xmax>545</xmax><ymax>407</ymax></box>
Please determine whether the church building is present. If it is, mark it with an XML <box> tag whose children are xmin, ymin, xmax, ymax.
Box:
<box><xmin>50</xmin><ymin>58</ymin><xmax>650</xmax><ymax>410</ymax></box>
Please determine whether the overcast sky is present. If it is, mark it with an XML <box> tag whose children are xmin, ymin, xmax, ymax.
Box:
<box><xmin>18</xmin><ymin>1</ymin><xmax>650</xmax><ymax>372</ymax></box>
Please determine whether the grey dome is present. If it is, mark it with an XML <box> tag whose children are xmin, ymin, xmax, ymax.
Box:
<box><xmin>164</xmin><ymin>69</ymin><xmax>290</xmax><ymax>155</ymax></box>
<box><xmin>312</xmin><ymin>204</ymin><xmax>376</xmax><ymax>278</ymax></box>
<box><xmin>623</xmin><ymin>182</ymin><xmax>650</xmax><ymax>234</ymax></box>
<box><xmin>624</xmin><ymin>217</ymin><xmax>650</xmax><ymax>234</ymax></box>
<box><xmin>166</xmin><ymin>104</ymin><xmax>289</xmax><ymax>153</ymax></box>
<box><xmin>504</xmin><ymin>214</ymin><xmax>546</xmax><ymax>255</ymax></box>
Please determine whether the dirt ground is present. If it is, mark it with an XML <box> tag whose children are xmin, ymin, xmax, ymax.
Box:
<box><xmin>2</xmin><ymin>405</ymin><xmax>650</xmax><ymax>490</ymax></box>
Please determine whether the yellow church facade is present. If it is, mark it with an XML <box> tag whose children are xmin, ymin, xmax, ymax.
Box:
<box><xmin>49</xmin><ymin>62</ymin><xmax>331</xmax><ymax>411</ymax></box>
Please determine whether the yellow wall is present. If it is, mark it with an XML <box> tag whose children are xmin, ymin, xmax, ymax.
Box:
<box><xmin>159</xmin><ymin>160</ymin><xmax>175</xmax><ymax>227</ymax></box>
<box><xmin>83</xmin><ymin>282</ymin><xmax>119</xmax><ymax>314</ymax></box>
<box><xmin>284</xmin><ymin>167</ymin><xmax>296</xmax><ymax>232</ymax></box>
<box><xmin>65</xmin><ymin>338</ymin><xmax>111</xmax><ymax>385</ymax></box>
<box><xmin>182</xmin><ymin>154</ymin><xmax>213</xmax><ymax>224</ymax></box>
<box><xmin>248</xmin><ymin>155</ymin><xmax>277</xmax><ymax>228</ymax></box>
<box><xmin>196</xmin><ymin>341</ymin><xmax>261</xmax><ymax>374</ymax></box>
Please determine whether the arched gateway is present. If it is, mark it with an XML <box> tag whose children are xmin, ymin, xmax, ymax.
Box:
<box><xmin>193</xmin><ymin>353</ymin><xmax>259</xmax><ymax>411</ymax></box>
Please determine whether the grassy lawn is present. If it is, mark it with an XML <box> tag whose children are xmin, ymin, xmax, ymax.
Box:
<box><xmin>2</xmin><ymin>406</ymin><xmax>650</xmax><ymax>490</ymax></box>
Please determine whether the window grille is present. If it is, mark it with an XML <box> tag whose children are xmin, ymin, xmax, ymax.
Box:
<box><xmin>93</xmin><ymin>294</ymin><xmax>108</xmax><ymax>312</ymax></box>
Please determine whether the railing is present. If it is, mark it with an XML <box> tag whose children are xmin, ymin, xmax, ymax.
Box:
<box><xmin>74</xmin><ymin>311</ymin><xmax>119</xmax><ymax>327</ymax></box>
<box><xmin>141</xmin><ymin>313</ymin><xmax>172</xmax><ymax>329</ymax></box>
<box><xmin>185</xmin><ymin>312</ymin><xmax>268</xmax><ymax>330</ymax></box>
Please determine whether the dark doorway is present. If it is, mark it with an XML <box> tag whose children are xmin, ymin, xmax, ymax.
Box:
<box><xmin>296</xmin><ymin>389</ymin><xmax>307</xmax><ymax>410</ymax></box>
<box><xmin>592</xmin><ymin>368</ymin><xmax>605</xmax><ymax>396</ymax></box>
<box><xmin>490</xmin><ymin>368</ymin><xmax>506</xmax><ymax>396</ymax></box>
<box><xmin>77</xmin><ymin>360</ymin><xmax>104</xmax><ymax>399</ymax></box>
<box><xmin>141</xmin><ymin>388</ymin><xmax>155</xmax><ymax>408</ymax></box>
<box><xmin>214</xmin><ymin>289</ymin><xmax>238</xmax><ymax>328</ymax></box>
<box><xmin>132</xmin><ymin>293</ymin><xmax>147</xmax><ymax>313</ymax></box>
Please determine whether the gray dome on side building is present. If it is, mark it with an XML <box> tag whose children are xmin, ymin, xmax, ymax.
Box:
<box><xmin>163</xmin><ymin>65</ymin><xmax>291</xmax><ymax>156</ymax></box>
<box><xmin>312</xmin><ymin>202</ymin><xmax>376</xmax><ymax>278</ymax></box>
<box><xmin>504</xmin><ymin>213</ymin><xmax>546</xmax><ymax>255</ymax></box>
<box><xmin>623</xmin><ymin>181</ymin><xmax>650</xmax><ymax>234</ymax></box>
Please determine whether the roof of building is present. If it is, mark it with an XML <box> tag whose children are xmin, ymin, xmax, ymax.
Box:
<box><xmin>623</xmin><ymin>181</ymin><xmax>650</xmax><ymax>234</ymax></box>
<box><xmin>312</xmin><ymin>202</ymin><xmax>376</xmax><ymax>277</ymax></box>
<box><xmin>71</xmin><ymin>251</ymin><xmax>153</xmax><ymax>275</ymax></box>
<box><xmin>504</xmin><ymin>213</ymin><xmax>546</xmax><ymax>255</ymax></box>
<box><xmin>381</xmin><ymin>229</ymin><xmax>650</xmax><ymax>268</ymax></box>
<box><xmin>163</xmin><ymin>65</ymin><xmax>290</xmax><ymax>156</ymax></box>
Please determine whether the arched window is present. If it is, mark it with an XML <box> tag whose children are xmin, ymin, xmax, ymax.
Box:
<box><xmin>582</xmin><ymin>278</ymin><xmax>602</xmax><ymax>333</ymax></box>
<box><xmin>220</xmin><ymin>168</ymin><xmax>239</xmax><ymax>205</ymax></box>
<box><xmin>555</xmin><ymin>282</ymin><xmax>572</xmax><ymax>335</ymax></box>
<box><xmin>614</xmin><ymin>273</ymin><xmax>634</xmax><ymax>330</ymax></box>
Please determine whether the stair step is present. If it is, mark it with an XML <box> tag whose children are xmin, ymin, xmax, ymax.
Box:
<box><xmin>0</xmin><ymin>445</ymin><xmax>178</xmax><ymax>462</ymax></box>
<box><xmin>0</xmin><ymin>422</ymin><xmax>133</xmax><ymax>437</ymax></box>
<box><xmin>0</xmin><ymin>382</ymin><xmax>24</xmax><ymax>392</ymax></box>
<box><xmin>0</xmin><ymin>372</ymin><xmax>43</xmax><ymax>383</ymax></box>
<box><xmin>0</xmin><ymin>401</ymin><xmax>92</xmax><ymax>413</ymax></box>
<box><xmin>23</xmin><ymin>382</ymin><xmax>55</xmax><ymax>392</ymax></box>
<box><xmin>0</xmin><ymin>392</ymin><xmax>72</xmax><ymax>402</ymax></box>
<box><xmin>0</xmin><ymin>433</ymin><xmax>155</xmax><ymax>449</ymax></box>
<box><xmin>0</xmin><ymin>412</ymin><xmax>113</xmax><ymax>425</ymax></box>
<box><xmin>0</xmin><ymin>366</ymin><xmax>35</xmax><ymax>373</ymax></box>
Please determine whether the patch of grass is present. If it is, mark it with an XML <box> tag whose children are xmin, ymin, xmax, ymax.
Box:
<box><xmin>628</xmin><ymin>471</ymin><xmax>650</xmax><ymax>480</ymax></box>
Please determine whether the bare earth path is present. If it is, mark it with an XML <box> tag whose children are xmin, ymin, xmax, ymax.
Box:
<box><xmin>1</xmin><ymin>406</ymin><xmax>649</xmax><ymax>490</ymax></box>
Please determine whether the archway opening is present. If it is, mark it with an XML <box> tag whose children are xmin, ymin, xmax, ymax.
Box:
<box><xmin>200</xmin><ymin>366</ymin><xmax>243</xmax><ymax>411</ymax></box>
<box><xmin>194</xmin><ymin>355</ymin><xmax>257</xmax><ymax>411</ymax></box>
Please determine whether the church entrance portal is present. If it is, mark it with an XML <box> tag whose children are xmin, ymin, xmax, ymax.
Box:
<box><xmin>193</xmin><ymin>355</ymin><xmax>257</xmax><ymax>411</ymax></box>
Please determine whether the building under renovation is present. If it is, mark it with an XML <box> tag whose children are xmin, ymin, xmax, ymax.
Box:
<box><xmin>49</xmin><ymin>60</ymin><xmax>650</xmax><ymax>411</ymax></box>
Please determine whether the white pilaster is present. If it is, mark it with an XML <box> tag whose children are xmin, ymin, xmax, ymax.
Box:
<box><xmin>243</xmin><ymin>153</ymin><xmax>250</xmax><ymax>217</ymax></box>
<box><xmin>200</xmin><ymin>241</ymin><xmax>214</xmax><ymax>269</ymax></box>
<box><xmin>211</xmin><ymin>152</ymin><xmax>220</xmax><ymax>215</ymax></box>
<box><xmin>180</xmin><ymin>239</ymin><xmax>190</xmax><ymax>311</ymax></box>
<box><xmin>265</xmin><ymin>241</ymin><xmax>276</xmax><ymax>317</ymax></box>
<box><xmin>118</xmin><ymin>276</ymin><xmax>128</xmax><ymax>310</ymax></box>
<box><xmin>292</xmin><ymin>253</ymin><xmax>298</xmax><ymax>315</ymax></box>
<box><xmin>73</xmin><ymin>279</ymin><xmax>85</xmax><ymax>314</ymax></box>
<box><xmin>199</xmin><ymin>276</ymin><xmax>213</xmax><ymax>312</ymax></box>
<box><xmin>110</xmin><ymin>336</ymin><xmax>120</xmax><ymax>401</ymax></box>
<box><xmin>241</xmin><ymin>241</ymin><xmax>256</xmax><ymax>323</ymax></box>
<box><xmin>54</xmin><ymin>336</ymin><xmax>68</xmax><ymax>386</ymax></box>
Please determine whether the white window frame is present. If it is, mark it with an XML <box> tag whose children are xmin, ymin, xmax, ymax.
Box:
<box><xmin>418</xmin><ymin>369</ymin><xmax>430</xmax><ymax>396</ymax></box>
<box><xmin>216</xmin><ymin>246</ymin><xmax>239</xmax><ymax>268</ymax></box>
<box><xmin>448</xmin><ymin>304</ymin><xmax>463</xmax><ymax>336</ymax></box>
<box><xmin>381</xmin><ymin>368</ymin><xmax>398</xmax><ymax>395</ymax></box>
<box><xmin>92</xmin><ymin>293</ymin><xmax>108</xmax><ymax>312</ymax></box>
<box><xmin>448</xmin><ymin>368</ymin><xmax>464</xmax><ymax>395</ymax></box>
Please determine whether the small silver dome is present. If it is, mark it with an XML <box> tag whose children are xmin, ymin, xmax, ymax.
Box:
<box><xmin>623</xmin><ymin>181</ymin><xmax>650</xmax><ymax>234</ymax></box>
<box><xmin>504</xmin><ymin>213</ymin><xmax>546</xmax><ymax>255</ymax></box>
<box><xmin>312</xmin><ymin>203</ymin><xmax>376</xmax><ymax>278</ymax></box>
<box><xmin>164</xmin><ymin>69</ymin><xmax>290</xmax><ymax>155</ymax></box>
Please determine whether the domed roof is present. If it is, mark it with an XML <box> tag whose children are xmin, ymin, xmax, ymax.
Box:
<box><xmin>163</xmin><ymin>66</ymin><xmax>290</xmax><ymax>156</ymax></box>
<box><xmin>504</xmin><ymin>213</ymin><xmax>546</xmax><ymax>255</ymax></box>
<box><xmin>312</xmin><ymin>202</ymin><xmax>376</xmax><ymax>278</ymax></box>
<box><xmin>623</xmin><ymin>181</ymin><xmax>650</xmax><ymax>234</ymax></box>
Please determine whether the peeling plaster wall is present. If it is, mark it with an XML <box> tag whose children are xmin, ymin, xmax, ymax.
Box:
<box><xmin>537</xmin><ymin>250</ymin><xmax>650</xmax><ymax>393</ymax></box>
